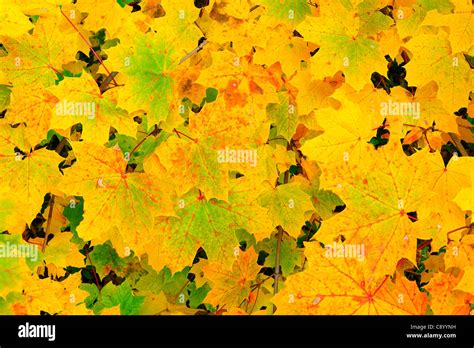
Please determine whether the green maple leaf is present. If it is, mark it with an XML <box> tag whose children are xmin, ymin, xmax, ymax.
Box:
<box><xmin>257</xmin><ymin>232</ymin><xmax>303</xmax><ymax>276</ymax></box>
<box><xmin>111</xmin><ymin>33</ymin><xmax>177</xmax><ymax>125</ymax></box>
<box><xmin>266</xmin><ymin>93</ymin><xmax>298</xmax><ymax>140</ymax></box>
<box><xmin>261</xmin><ymin>0</ymin><xmax>312</xmax><ymax>24</ymax></box>
<box><xmin>150</xmin><ymin>178</ymin><xmax>272</xmax><ymax>271</ymax></box>
<box><xmin>82</xmin><ymin>280</ymin><xmax>144</xmax><ymax>315</ymax></box>
<box><xmin>258</xmin><ymin>182</ymin><xmax>314</xmax><ymax>237</ymax></box>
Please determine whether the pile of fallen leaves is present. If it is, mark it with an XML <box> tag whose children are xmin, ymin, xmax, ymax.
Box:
<box><xmin>0</xmin><ymin>0</ymin><xmax>473</xmax><ymax>315</ymax></box>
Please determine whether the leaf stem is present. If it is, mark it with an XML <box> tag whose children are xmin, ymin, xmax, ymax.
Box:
<box><xmin>273</xmin><ymin>168</ymin><xmax>290</xmax><ymax>308</ymax></box>
<box><xmin>128</xmin><ymin>125</ymin><xmax>159</xmax><ymax>158</ymax></box>
<box><xmin>248</xmin><ymin>284</ymin><xmax>261</xmax><ymax>314</ymax></box>
<box><xmin>447</xmin><ymin>223</ymin><xmax>474</xmax><ymax>241</ymax></box>
<box><xmin>402</xmin><ymin>123</ymin><xmax>422</xmax><ymax>129</ymax></box>
<box><xmin>422</xmin><ymin>132</ymin><xmax>434</xmax><ymax>152</ymax></box>
<box><xmin>85</xmin><ymin>250</ymin><xmax>101</xmax><ymax>291</ymax></box>
<box><xmin>416</xmin><ymin>240</ymin><xmax>431</xmax><ymax>251</ymax></box>
<box><xmin>173</xmin><ymin>128</ymin><xmax>197</xmax><ymax>142</ymax></box>
<box><xmin>46</xmin><ymin>64</ymin><xmax>64</xmax><ymax>78</ymax></box>
<box><xmin>60</xmin><ymin>8</ymin><xmax>118</xmax><ymax>87</ymax></box>
<box><xmin>267</xmin><ymin>137</ymin><xmax>287</xmax><ymax>143</ymax></box>
<box><xmin>273</xmin><ymin>226</ymin><xmax>284</xmax><ymax>296</ymax></box>
<box><xmin>99</xmin><ymin>71</ymin><xmax>120</xmax><ymax>94</ymax></box>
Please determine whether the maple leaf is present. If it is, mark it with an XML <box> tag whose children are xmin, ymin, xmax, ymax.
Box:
<box><xmin>258</xmin><ymin>182</ymin><xmax>314</xmax><ymax>238</ymax></box>
<box><xmin>301</xmin><ymin>99</ymin><xmax>380</xmax><ymax>167</ymax></box>
<box><xmin>71</xmin><ymin>0</ymin><xmax>136</xmax><ymax>40</ymax></box>
<box><xmin>266</xmin><ymin>92</ymin><xmax>299</xmax><ymax>140</ymax></box>
<box><xmin>260</xmin><ymin>0</ymin><xmax>312</xmax><ymax>26</ymax></box>
<box><xmin>404</xmin><ymin>32</ymin><xmax>473</xmax><ymax>111</ymax></box>
<box><xmin>392</xmin><ymin>0</ymin><xmax>454</xmax><ymax>39</ymax></box>
<box><xmin>108</xmin><ymin>32</ymin><xmax>179</xmax><ymax>126</ymax></box>
<box><xmin>415</xmin><ymin>156</ymin><xmax>474</xmax><ymax>248</ymax></box>
<box><xmin>5</xmin><ymin>85</ymin><xmax>59</xmax><ymax>146</ymax></box>
<box><xmin>454</xmin><ymin>267</ymin><xmax>474</xmax><ymax>295</ymax></box>
<box><xmin>202</xmin><ymin>247</ymin><xmax>261</xmax><ymax>309</ymax></box>
<box><xmin>0</xmin><ymin>185</ymin><xmax>23</xmax><ymax>234</ymax></box>
<box><xmin>425</xmin><ymin>267</ymin><xmax>474</xmax><ymax>315</ymax></box>
<box><xmin>250</xmin><ymin>144</ymin><xmax>296</xmax><ymax>184</ymax></box>
<box><xmin>389</xmin><ymin>81</ymin><xmax>457</xmax><ymax>134</ymax></box>
<box><xmin>138</xmin><ymin>291</ymin><xmax>199</xmax><ymax>315</ymax></box>
<box><xmin>0</xmin><ymin>0</ymin><xmax>33</xmax><ymax>37</ymax></box>
<box><xmin>81</xmin><ymin>280</ymin><xmax>144</xmax><ymax>315</ymax></box>
<box><xmin>454</xmin><ymin>169</ymin><xmax>474</xmax><ymax>214</ymax></box>
<box><xmin>254</xmin><ymin>25</ymin><xmax>317</xmax><ymax>76</ymax></box>
<box><xmin>290</xmin><ymin>69</ymin><xmax>344</xmax><ymax>116</ymax></box>
<box><xmin>195</xmin><ymin>0</ymin><xmax>268</xmax><ymax>57</ymax></box>
<box><xmin>147</xmin><ymin>176</ymin><xmax>272</xmax><ymax>272</ymax></box>
<box><xmin>0</xmin><ymin>124</ymin><xmax>64</xmax><ymax>226</ymax></box>
<box><xmin>15</xmin><ymin>275</ymin><xmax>92</xmax><ymax>315</ymax></box>
<box><xmin>272</xmin><ymin>242</ymin><xmax>428</xmax><ymax>314</ymax></box>
<box><xmin>196</xmin><ymin>49</ymin><xmax>279</xmax><ymax>109</ymax></box>
<box><xmin>256</xmin><ymin>231</ymin><xmax>304</xmax><ymax>277</ymax></box>
<box><xmin>445</xmin><ymin>234</ymin><xmax>474</xmax><ymax>270</ymax></box>
<box><xmin>58</xmin><ymin>142</ymin><xmax>176</xmax><ymax>256</ymax></box>
<box><xmin>48</xmin><ymin>74</ymin><xmax>135</xmax><ymax>144</ymax></box>
<box><xmin>309</xmin><ymin>140</ymin><xmax>441</xmax><ymax>279</ymax></box>
<box><xmin>145</xmin><ymin>132</ymin><xmax>230</xmax><ymax>201</ymax></box>
<box><xmin>0</xmin><ymin>0</ymin><xmax>473</xmax><ymax>317</ymax></box>
<box><xmin>0</xmin><ymin>8</ymin><xmax>80</xmax><ymax>87</ymax></box>
<box><xmin>0</xmin><ymin>234</ymin><xmax>35</xmax><ymax>298</ymax></box>
<box><xmin>420</xmin><ymin>1</ymin><xmax>474</xmax><ymax>53</ymax></box>
<box><xmin>150</xmin><ymin>0</ymin><xmax>203</xmax><ymax>54</ymax></box>
<box><xmin>295</xmin><ymin>0</ymin><xmax>390</xmax><ymax>89</ymax></box>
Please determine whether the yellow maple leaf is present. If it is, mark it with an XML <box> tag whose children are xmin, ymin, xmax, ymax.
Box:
<box><xmin>272</xmin><ymin>242</ymin><xmax>428</xmax><ymax>314</ymax></box>
<box><xmin>58</xmin><ymin>142</ymin><xmax>176</xmax><ymax>256</ymax></box>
